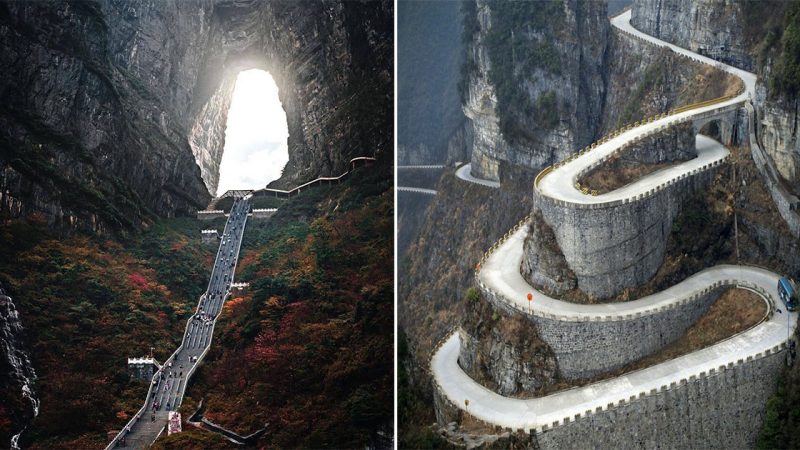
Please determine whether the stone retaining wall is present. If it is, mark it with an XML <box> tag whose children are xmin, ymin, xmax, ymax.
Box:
<box><xmin>477</xmin><ymin>279</ymin><xmax>730</xmax><ymax>379</ymax></box>
<box><xmin>433</xmin><ymin>330</ymin><xmax>786</xmax><ymax>449</ymax></box>
<box><xmin>535</xmin><ymin>155</ymin><xmax>724</xmax><ymax>299</ymax></box>
<box><xmin>536</xmin><ymin>347</ymin><xmax>785</xmax><ymax>449</ymax></box>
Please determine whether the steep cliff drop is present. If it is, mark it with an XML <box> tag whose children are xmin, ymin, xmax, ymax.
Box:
<box><xmin>0</xmin><ymin>0</ymin><xmax>391</xmax><ymax>232</ymax></box>
<box><xmin>0</xmin><ymin>284</ymin><xmax>39</xmax><ymax>450</ymax></box>
<box><xmin>429</xmin><ymin>9</ymin><xmax>794</xmax><ymax>448</ymax></box>
<box><xmin>462</xmin><ymin>0</ymin><xmax>610</xmax><ymax>181</ymax></box>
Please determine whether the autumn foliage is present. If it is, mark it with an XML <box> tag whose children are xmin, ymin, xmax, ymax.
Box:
<box><xmin>0</xmin><ymin>218</ymin><xmax>214</xmax><ymax>449</ymax></box>
<box><xmin>179</xmin><ymin>169</ymin><xmax>393</xmax><ymax>448</ymax></box>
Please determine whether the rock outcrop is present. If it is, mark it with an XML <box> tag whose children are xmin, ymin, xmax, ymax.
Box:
<box><xmin>459</xmin><ymin>289</ymin><xmax>559</xmax><ymax>396</ymax></box>
<box><xmin>631</xmin><ymin>0</ymin><xmax>759</xmax><ymax>70</ymax></box>
<box><xmin>462</xmin><ymin>0</ymin><xmax>610</xmax><ymax>180</ymax></box>
<box><xmin>0</xmin><ymin>0</ymin><xmax>392</xmax><ymax>231</ymax></box>
<box><xmin>756</xmin><ymin>87</ymin><xmax>800</xmax><ymax>185</ymax></box>
<box><xmin>521</xmin><ymin>211</ymin><xmax>577</xmax><ymax>296</ymax></box>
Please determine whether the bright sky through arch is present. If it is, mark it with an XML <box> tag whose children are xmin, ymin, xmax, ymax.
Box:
<box><xmin>216</xmin><ymin>69</ymin><xmax>289</xmax><ymax>196</ymax></box>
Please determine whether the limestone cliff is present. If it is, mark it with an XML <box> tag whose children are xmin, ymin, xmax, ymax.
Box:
<box><xmin>631</xmin><ymin>0</ymin><xmax>769</xmax><ymax>71</ymax></box>
<box><xmin>0</xmin><ymin>0</ymin><xmax>392</xmax><ymax>231</ymax></box>
<box><xmin>458</xmin><ymin>288</ymin><xmax>559</xmax><ymax>396</ymax></box>
<box><xmin>462</xmin><ymin>0</ymin><xmax>610</xmax><ymax>180</ymax></box>
<box><xmin>601</xmin><ymin>28</ymin><xmax>742</xmax><ymax>135</ymax></box>
<box><xmin>632</xmin><ymin>0</ymin><xmax>800</xmax><ymax>191</ymax></box>
<box><xmin>397</xmin><ymin>0</ymin><xmax>465</xmax><ymax>165</ymax></box>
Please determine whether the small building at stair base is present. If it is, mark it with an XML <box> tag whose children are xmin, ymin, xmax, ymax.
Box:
<box><xmin>127</xmin><ymin>357</ymin><xmax>158</xmax><ymax>381</ymax></box>
<box><xmin>201</xmin><ymin>229</ymin><xmax>219</xmax><ymax>244</ymax></box>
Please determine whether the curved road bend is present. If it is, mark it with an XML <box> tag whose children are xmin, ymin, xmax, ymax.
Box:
<box><xmin>108</xmin><ymin>197</ymin><xmax>250</xmax><ymax>449</ymax></box>
<box><xmin>432</xmin><ymin>8</ymin><xmax>795</xmax><ymax>432</ymax></box>
<box><xmin>455</xmin><ymin>163</ymin><xmax>501</xmax><ymax>188</ymax></box>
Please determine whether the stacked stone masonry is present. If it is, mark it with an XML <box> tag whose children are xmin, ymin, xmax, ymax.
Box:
<box><xmin>433</xmin><ymin>330</ymin><xmax>786</xmax><ymax>449</ymax></box>
<box><xmin>534</xmin><ymin>157</ymin><xmax>724</xmax><ymax>299</ymax></box>
<box><xmin>475</xmin><ymin>282</ymin><xmax>736</xmax><ymax>379</ymax></box>
<box><xmin>536</xmin><ymin>348</ymin><xmax>785</xmax><ymax>449</ymax></box>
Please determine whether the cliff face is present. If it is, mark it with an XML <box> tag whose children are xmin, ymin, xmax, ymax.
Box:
<box><xmin>0</xmin><ymin>0</ymin><xmax>391</xmax><ymax>231</ymax></box>
<box><xmin>631</xmin><ymin>0</ymin><xmax>758</xmax><ymax>70</ymax></box>
<box><xmin>397</xmin><ymin>0</ymin><xmax>465</xmax><ymax>165</ymax></box>
<box><xmin>757</xmin><ymin>94</ymin><xmax>800</xmax><ymax>183</ymax></box>
<box><xmin>462</xmin><ymin>0</ymin><xmax>610</xmax><ymax>180</ymax></box>
<box><xmin>632</xmin><ymin>0</ymin><xmax>800</xmax><ymax>187</ymax></box>
<box><xmin>601</xmin><ymin>29</ymin><xmax>742</xmax><ymax>135</ymax></box>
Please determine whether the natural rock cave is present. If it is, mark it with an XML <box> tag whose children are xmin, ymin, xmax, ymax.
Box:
<box><xmin>214</xmin><ymin>69</ymin><xmax>289</xmax><ymax>196</ymax></box>
<box><xmin>0</xmin><ymin>0</ymin><xmax>391</xmax><ymax>230</ymax></box>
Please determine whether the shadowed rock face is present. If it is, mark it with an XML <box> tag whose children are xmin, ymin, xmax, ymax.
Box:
<box><xmin>0</xmin><ymin>0</ymin><xmax>391</xmax><ymax>231</ymax></box>
<box><xmin>463</xmin><ymin>0</ymin><xmax>610</xmax><ymax>180</ymax></box>
<box><xmin>459</xmin><ymin>291</ymin><xmax>559</xmax><ymax>396</ymax></box>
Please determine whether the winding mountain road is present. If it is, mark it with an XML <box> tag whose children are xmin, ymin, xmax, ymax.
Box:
<box><xmin>455</xmin><ymin>163</ymin><xmax>500</xmax><ymax>188</ymax></box>
<box><xmin>432</xmin><ymin>9</ymin><xmax>795</xmax><ymax>433</ymax></box>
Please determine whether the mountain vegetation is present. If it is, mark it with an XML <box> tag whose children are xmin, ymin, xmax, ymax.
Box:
<box><xmin>173</xmin><ymin>167</ymin><xmax>393</xmax><ymax>448</ymax></box>
<box><xmin>484</xmin><ymin>0</ymin><xmax>563</xmax><ymax>139</ymax></box>
<box><xmin>0</xmin><ymin>166</ymin><xmax>391</xmax><ymax>449</ymax></box>
<box><xmin>0</xmin><ymin>216</ymin><xmax>213</xmax><ymax>448</ymax></box>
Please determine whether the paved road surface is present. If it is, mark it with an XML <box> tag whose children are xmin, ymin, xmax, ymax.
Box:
<box><xmin>455</xmin><ymin>163</ymin><xmax>501</xmax><ymax>188</ymax></box>
<box><xmin>108</xmin><ymin>198</ymin><xmax>250</xmax><ymax>449</ymax></box>
<box><xmin>431</xmin><ymin>8</ymin><xmax>795</xmax><ymax>433</ymax></box>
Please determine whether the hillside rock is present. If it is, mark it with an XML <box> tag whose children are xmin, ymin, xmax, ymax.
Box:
<box><xmin>462</xmin><ymin>0</ymin><xmax>610</xmax><ymax>180</ymax></box>
<box><xmin>0</xmin><ymin>0</ymin><xmax>391</xmax><ymax>230</ymax></box>
<box><xmin>521</xmin><ymin>211</ymin><xmax>577</xmax><ymax>296</ymax></box>
<box><xmin>459</xmin><ymin>291</ymin><xmax>559</xmax><ymax>396</ymax></box>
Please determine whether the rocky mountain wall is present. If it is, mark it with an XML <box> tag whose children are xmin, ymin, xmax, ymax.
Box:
<box><xmin>397</xmin><ymin>0</ymin><xmax>465</xmax><ymax>165</ymax></box>
<box><xmin>632</xmin><ymin>0</ymin><xmax>800</xmax><ymax>190</ymax></box>
<box><xmin>631</xmin><ymin>0</ymin><xmax>757</xmax><ymax>70</ymax></box>
<box><xmin>0</xmin><ymin>0</ymin><xmax>391</xmax><ymax>231</ymax></box>
<box><xmin>462</xmin><ymin>0</ymin><xmax>610</xmax><ymax>180</ymax></box>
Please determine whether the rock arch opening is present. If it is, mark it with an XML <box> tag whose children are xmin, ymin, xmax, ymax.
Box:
<box><xmin>172</xmin><ymin>1</ymin><xmax>390</xmax><ymax>211</ymax></box>
<box><xmin>216</xmin><ymin>69</ymin><xmax>289</xmax><ymax>197</ymax></box>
